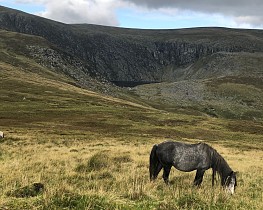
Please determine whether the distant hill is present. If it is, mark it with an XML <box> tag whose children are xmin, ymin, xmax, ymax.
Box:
<box><xmin>0</xmin><ymin>5</ymin><xmax>263</xmax><ymax>120</ymax></box>
<box><xmin>1</xmin><ymin>6</ymin><xmax>263</xmax><ymax>85</ymax></box>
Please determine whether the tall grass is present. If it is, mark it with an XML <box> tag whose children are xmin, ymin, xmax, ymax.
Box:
<box><xmin>0</xmin><ymin>130</ymin><xmax>262</xmax><ymax>209</ymax></box>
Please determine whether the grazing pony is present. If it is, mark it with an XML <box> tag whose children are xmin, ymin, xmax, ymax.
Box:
<box><xmin>149</xmin><ymin>141</ymin><xmax>237</xmax><ymax>194</ymax></box>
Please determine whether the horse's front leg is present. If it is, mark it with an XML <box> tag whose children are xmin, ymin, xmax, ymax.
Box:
<box><xmin>212</xmin><ymin>168</ymin><xmax>216</xmax><ymax>186</ymax></box>
<box><xmin>193</xmin><ymin>169</ymin><xmax>205</xmax><ymax>186</ymax></box>
<box><xmin>163</xmin><ymin>165</ymin><xmax>172</xmax><ymax>184</ymax></box>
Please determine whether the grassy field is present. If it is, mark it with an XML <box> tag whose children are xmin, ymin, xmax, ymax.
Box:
<box><xmin>1</xmin><ymin>61</ymin><xmax>263</xmax><ymax>209</ymax></box>
<box><xmin>0</xmin><ymin>132</ymin><xmax>262</xmax><ymax>209</ymax></box>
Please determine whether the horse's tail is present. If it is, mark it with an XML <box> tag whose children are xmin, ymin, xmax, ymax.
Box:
<box><xmin>149</xmin><ymin>144</ymin><xmax>159</xmax><ymax>181</ymax></box>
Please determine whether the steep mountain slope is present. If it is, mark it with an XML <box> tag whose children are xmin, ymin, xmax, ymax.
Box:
<box><xmin>0</xmin><ymin>27</ymin><xmax>137</xmax><ymax>99</ymax></box>
<box><xmin>1</xmin><ymin>6</ymin><xmax>263</xmax><ymax>85</ymax></box>
<box><xmin>0</xmin><ymin>28</ymin><xmax>100</xmax><ymax>89</ymax></box>
<box><xmin>0</xmin><ymin>29</ymin><xmax>156</xmax><ymax>134</ymax></box>
<box><xmin>0</xmin><ymin>6</ymin><xmax>263</xmax><ymax>121</ymax></box>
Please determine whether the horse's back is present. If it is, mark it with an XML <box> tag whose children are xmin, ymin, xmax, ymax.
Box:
<box><xmin>157</xmin><ymin>141</ymin><xmax>205</xmax><ymax>151</ymax></box>
<box><xmin>156</xmin><ymin>141</ymin><xmax>212</xmax><ymax>172</ymax></box>
<box><xmin>155</xmin><ymin>141</ymin><xmax>190</xmax><ymax>165</ymax></box>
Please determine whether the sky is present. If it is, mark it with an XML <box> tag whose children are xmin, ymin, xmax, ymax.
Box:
<box><xmin>0</xmin><ymin>0</ymin><xmax>263</xmax><ymax>29</ymax></box>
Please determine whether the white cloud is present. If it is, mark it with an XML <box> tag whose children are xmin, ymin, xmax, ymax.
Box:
<box><xmin>234</xmin><ymin>16</ymin><xmax>263</xmax><ymax>28</ymax></box>
<box><xmin>6</xmin><ymin>0</ymin><xmax>263</xmax><ymax>28</ymax></box>
<box><xmin>122</xmin><ymin>0</ymin><xmax>263</xmax><ymax>28</ymax></box>
<box><xmin>16</xmin><ymin>0</ymin><xmax>122</xmax><ymax>26</ymax></box>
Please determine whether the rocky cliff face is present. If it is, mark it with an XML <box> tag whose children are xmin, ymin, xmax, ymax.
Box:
<box><xmin>1</xmin><ymin>6</ymin><xmax>263</xmax><ymax>85</ymax></box>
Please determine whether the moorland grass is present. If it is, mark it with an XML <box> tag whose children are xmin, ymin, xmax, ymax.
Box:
<box><xmin>0</xmin><ymin>131</ymin><xmax>262</xmax><ymax>209</ymax></box>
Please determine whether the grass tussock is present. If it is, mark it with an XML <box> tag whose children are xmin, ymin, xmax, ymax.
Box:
<box><xmin>75</xmin><ymin>152</ymin><xmax>111</xmax><ymax>173</ymax></box>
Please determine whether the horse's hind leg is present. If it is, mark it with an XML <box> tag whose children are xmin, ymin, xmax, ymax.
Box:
<box><xmin>163</xmin><ymin>165</ymin><xmax>172</xmax><ymax>184</ymax></box>
<box><xmin>153</xmin><ymin>163</ymin><xmax>163</xmax><ymax>180</ymax></box>
<box><xmin>193</xmin><ymin>169</ymin><xmax>205</xmax><ymax>186</ymax></box>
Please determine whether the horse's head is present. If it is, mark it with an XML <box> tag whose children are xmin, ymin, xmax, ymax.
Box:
<box><xmin>225</xmin><ymin>171</ymin><xmax>237</xmax><ymax>195</ymax></box>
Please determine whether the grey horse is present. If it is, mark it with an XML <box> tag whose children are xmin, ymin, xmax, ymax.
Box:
<box><xmin>149</xmin><ymin>141</ymin><xmax>237</xmax><ymax>194</ymax></box>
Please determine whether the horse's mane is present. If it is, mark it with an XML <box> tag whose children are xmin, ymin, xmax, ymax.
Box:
<box><xmin>206</xmin><ymin>144</ymin><xmax>233</xmax><ymax>185</ymax></box>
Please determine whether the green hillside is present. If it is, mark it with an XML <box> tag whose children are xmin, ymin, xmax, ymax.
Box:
<box><xmin>133</xmin><ymin>75</ymin><xmax>263</xmax><ymax>120</ymax></box>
